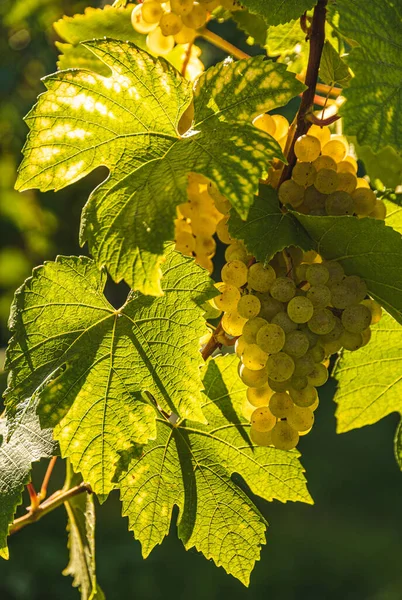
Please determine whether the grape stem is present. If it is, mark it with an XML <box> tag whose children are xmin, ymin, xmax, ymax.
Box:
<box><xmin>199</xmin><ymin>28</ymin><xmax>251</xmax><ymax>60</ymax></box>
<box><xmin>201</xmin><ymin>322</ymin><xmax>223</xmax><ymax>361</ymax></box>
<box><xmin>279</xmin><ymin>0</ymin><xmax>328</xmax><ymax>185</ymax></box>
<box><xmin>181</xmin><ymin>42</ymin><xmax>194</xmax><ymax>77</ymax></box>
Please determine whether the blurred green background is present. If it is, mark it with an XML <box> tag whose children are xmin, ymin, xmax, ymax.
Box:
<box><xmin>1</xmin><ymin>2</ymin><xmax>402</xmax><ymax>599</ymax></box>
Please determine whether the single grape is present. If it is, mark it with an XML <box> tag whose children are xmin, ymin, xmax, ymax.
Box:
<box><xmin>313</xmin><ymin>154</ymin><xmax>337</xmax><ymax>172</ymax></box>
<box><xmin>283</xmin><ymin>330</ymin><xmax>309</xmax><ymax>358</ymax></box>
<box><xmin>270</xmin><ymin>277</ymin><xmax>296</xmax><ymax>302</ymax></box>
<box><xmin>235</xmin><ymin>335</ymin><xmax>246</xmax><ymax>357</ymax></box>
<box><xmin>253</xmin><ymin>113</ymin><xmax>276</xmax><ymax>136</ymax></box>
<box><xmin>325</xmin><ymin>191</ymin><xmax>355</xmax><ymax>215</ymax></box>
<box><xmin>191</xmin><ymin>214</ymin><xmax>216</xmax><ymax>237</ymax></box>
<box><xmin>343</xmin><ymin>275</ymin><xmax>367</xmax><ymax>303</ymax></box>
<box><xmin>339</xmin><ymin>330</ymin><xmax>363</xmax><ymax>351</ymax></box>
<box><xmin>174</xmin><ymin>24</ymin><xmax>197</xmax><ymax>44</ymax></box>
<box><xmin>171</xmin><ymin>0</ymin><xmax>194</xmax><ymax>16</ymax></box>
<box><xmin>242</xmin><ymin>343</ymin><xmax>268</xmax><ymax>371</ymax></box>
<box><xmin>308</xmin><ymin>124</ymin><xmax>331</xmax><ymax>146</ymax></box>
<box><xmin>308</xmin><ymin>307</ymin><xmax>336</xmax><ymax>335</ymax></box>
<box><xmin>278</xmin><ymin>180</ymin><xmax>305</xmax><ymax>207</ymax></box>
<box><xmin>242</xmin><ymin>317</ymin><xmax>268</xmax><ymax>344</ymax></box>
<box><xmin>290</xmin><ymin>375</ymin><xmax>308</xmax><ymax>390</ymax></box>
<box><xmin>159</xmin><ymin>11</ymin><xmax>182</xmax><ymax>35</ymax></box>
<box><xmin>323</xmin><ymin>339</ymin><xmax>343</xmax><ymax>356</ymax></box>
<box><xmin>288</xmin><ymin>383</ymin><xmax>317</xmax><ymax>407</ymax></box>
<box><xmin>287</xmin><ymin>406</ymin><xmax>314</xmax><ymax>432</ymax></box>
<box><xmin>294</xmin><ymin>135</ymin><xmax>321</xmax><ymax>162</ymax></box>
<box><xmin>175</xmin><ymin>231</ymin><xmax>195</xmax><ymax>255</ymax></box>
<box><xmin>216</xmin><ymin>217</ymin><xmax>232</xmax><ymax>244</ymax></box>
<box><xmin>250</xmin><ymin>407</ymin><xmax>276</xmax><ymax>432</ymax></box>
<box><xmin>248</xmin><ymin>263</ymin><xmax>276</xmax><ymax>292</ymax></box>
<box><xmin>225</xmin><ymin>242</ymin><xmax>249</xmax><ymax>264</ymax></box>
<box><xmin>195</xmin><ymin>236</ymin><xmax>216</xmax><ymax>257</ymax></box>
<box><xmin>247</xmin><ymin>385</ymin><xmax>273</xmax><ymax>407</ymax></box>
<box><xmin>141</xmin><ymin>1</ymin><xmax>163</xmax><ymax>23</ymax></box>
<box><xmin>269</xmin><ymin>392</ymin><xmax>294</xmax><ymax>418</ymax></box>
<box><xmin>268</xmin><ymin>377</ymin><xmax>289</xmax><ymax>392</ymax></box>
<box><xmin>256</xmin><ymin>294</ymin><xmax>284</xmax><ymax>321</ymax></box>
<box><xmin>352</xmin><ymin>187</ymin><xmax>376</xmax><ymax>216</ymax></box>
<box><xmin>272</xmin><ymin>311</ymin><xmax>298</xmax><ymax>334</ymax></box>
<box><xmin>250</xmin><ymin>427</ymin><xmax>273</xmax><ymax>446</ymax></box>
<box><xmin>221</xmin><ymin>311</ymin><xmax>247</xmax><ymax>336</ymax></box>
<box><xmin>266</xmin><ymin>352</ymin><xmax>295</xmax><ymax>382</ymax></box>
<box><xmin>221</xmin><ymin>260</ymin><xmax>248</xmax><ymax>287</ymax></box>
<box><xmin>321</xmin><ymin>139</ymin><xmax>347</xmax><ymax>162</ymax></box>
<box><xmin>271</xmin><ymin>114</ymin><xmax>289</xmax><ymax>139</ymax></box>
<box><xmin>356</xmin><ymin>177</ymin><xmax>370</xmax><ymax>189</ymax></box>
<box><xmin>360</xmin><ymin>299</ymin><xmax>382</xmax><ymax>324</ymax></box>
<box><xmin>361</xmin><ymin>327</ymin><xmax>372</xmax><ymax>347</ymax></box>
<box><xmin>307</xmin><ymin>284</ymin><xmax>331</xmax><ymax>307</ymax></box>
<box><xmin>271</xmin><ymin>421</ymin><xmax>299</xmax><ymax>450</ymax></box>
<box><xmin>256</xmin><ymin>323</ymin><xmax>286</xmax><ymax>354</ymax></box>
<box><xmin>337</xmin><ymin>171</ymin><xmax>357</xmax><ymax>194</ymax></box>
<box><xmin>146</xmin><ymin>27</ymin><xmax>175</xmax><ymax>54</ymax></box>
<box><xmin>341</xmin><ymin>304</ymin><xmax>372</xmax><ymax>333</ymax></box>
<box><xmin>293</xmin><ymin>353</ymin><xmax>315</xmax><ymax>377</ymax></box>
<box><xmin>295</xmin><ymin>262</ymin><xmax>308</xmax><ymax>282</ymax></box>
<box><xmin>338</xmin><ymin>156</ymin><xmax>358</xmax><ymax>173</ymax></box>
<box><xmin>369</xmin><ymin>200</ymin><xmax>387</xmax><ymax>220</ymax></box>
<box><xmin>306</xmin><ymin>263</ymin><xmax>329</xmax><ymax>286</ymax></box>
<box><xmin>307</xmin><ymin>363</ymin><xmax>328</xmax><ymax>386</ymax></box>
<box><xmin>239</xmin><ymin>365</ymin><xmax>269</xmax><ymax>387</ymax></box>
<box><xmin>330</xmin><ymin>282</ymin><xmax>357</xmax><ymax>309</ymax></box>
<box><xmin>212</xmin><ymin>283</ymin><xmax>241</xmax><ymax>312</ymax></box>
<box><xmin>314</xmin><ymin>168</ymin><xmax>339</xmax><ymax>194</ymax></box>
<box><xmin>237</xmin><ymin>294</ymin><xmax>261</xmax><ymax>319</ymax></box>
<box><xmin>304</xmin><ymin>186</ymin><xmax>327</xmax><ymax>212</ymax></box>
<box><xmin>319</xmin><ymin>316</ymin><xmax>344</xmax><ymax>342</ymax></box>
<box><xmin>182</xmin><ymin>4</ymin><xmax>207</xmax><ymax>28</ymax></box>
<box><xmin>292</xmin><ymin>162</ymin><xmax>317</xmax><ymax>187</ymax></box>
<box><xmin>131</xmin><ymin>4</ymin><xmax>158</xmax><ymax>33</ymax></box>
<box><xmin>309</xmin><ymin>343</ymin><xmax>326</xmax><ymax>363</ymax></box>
<box><xmin>287</xmin><ymin>296</ymin><xmax>314</xmax><ymax>324</ymax></box>
<box><xmin>323</xmin><ymin>260</ymin><xmax>344</xmax><ymax>285</ymax></box>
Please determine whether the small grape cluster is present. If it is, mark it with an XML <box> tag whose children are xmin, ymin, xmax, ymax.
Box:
<box><xmin>256</xmin><ymin>117</ymin><xmax>386</xmax><ymax>220</ymax></box>
<box><xmin>174</xmin><ymin>173</ymin><xmax>232</xmax><ymax>273</ymax></box>
<box><xmin>132</xmin><ymin>0</ymin><xmax>243</xmax><ymax>56</ymax></box>
<box><xmin>211</xmin><ymin>250</ymin><xmax>382</xmax><ymax>450</ymax></box>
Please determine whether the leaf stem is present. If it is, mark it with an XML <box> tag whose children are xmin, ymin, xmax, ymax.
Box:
<box><xmin>38</xmin><ymin>456</ymin><xmax>58</xmax><ymax>501</ymax></box>
<box><xmin>199</xmin><ymin>28</ymin><xmax>250</xmax><ymax>60</ymax></box>
<box><xmin>10</xmin><ymin>482</ymin><xmax>92</xmax><ymax>536</ymax></box>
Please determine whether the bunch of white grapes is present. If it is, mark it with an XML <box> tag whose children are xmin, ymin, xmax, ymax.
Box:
<box><xmin>211</xmin><ymin>248</ymin><xmax>382</xmax><ymax>450</ymax></box>
<box><xmin>175</xmin><ymin>172</ymin><xmax>232</xmax><ymax>273</ymax></box>
<box><xmin>255</xmin><ymin>116</ymin><xmax>386</xmax><ymax>220</ymax></box>
<box><xmin>131</xmin><ymin>0</ymin><xmax>243</xmax><ymax>55</ymax></box>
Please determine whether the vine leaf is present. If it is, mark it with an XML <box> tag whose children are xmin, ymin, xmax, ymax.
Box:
<box><xmin>119</xmin><ymin>354</ymin><xmax>312</xmax><ymax>586</ymax></box>
<box><xmin>333</xmin><ymin>312</ymin><xmax>402</xmax><ymax>467</ymax></box>
<box><xmin>0</xmin><ymin>400</ymin><xmax>56</xmax><ymax>560</ymax></box>
<box><xmin>351</xmin><ymin>141</ymin><xmax>402</xmax><ymax>190</ymax></box>
<box><xmin>319</xmin><ymin>41</ymin><xmax>351</xmax><ymax>87</ymax></box>
<box><xmin>266</xmin><ymin>19</ymin><xmax>309</xmax><ymax>74</ymax></box>
<box><xmin>333</xmin><ymin>0</ymin><xmax>402</xmax><ymax>151</ymax></box>
<box><xmin>4</xmin><ymin>247</ymin><xmax>215</xmax><ymax>498</ymax></box>
<box><xmin>228</xmin><ymin>185</ymin><xmax>313</xmax><ymax>264</ymax></box>
<box><xmin>63</xmin><ymin>466</ymin><xmax>105</xmax><ymax>600</ymax></box>
<box><xmin>384</xmin><ymin>195</ymin><xmax>402</xmax><ymax>234</ymax></box>
<box><xmin>294</xmin><ymin>213</ymin><xmax>402</xmax><ymax>325</ymax></box>
<box><xmin>239</xmin><ymin>0</ymin><xmax>316</xmax><ymax>26</ymax></box>
<box><xmin>232</xmin><ymin>10</ymin><xmax>268</xmax><ymax>47</ymax></box>
<box><xmin>193</xmin><ymin>54</ymin><xmax>305</xmax><ymax>126</ymax></box>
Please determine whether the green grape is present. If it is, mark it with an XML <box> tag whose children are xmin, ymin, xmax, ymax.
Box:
<box><xmin>360</xmin><ymin>299</ymin><xmax>382</xmax><ymax>324</ymax></box>
<box><xmin>283</xmin><ymin>330</ymin><xmax>309</xmax><ymax>358</ymax></box>
<box><xmin>313</xmin><ymin>154</ymin><xmax>337</xmax><ymax>172</ymax></box>
<box><xmin>319</xmin><ymin>316</ymin><xmax>343</xmax><ymax>342</ymax></box>
<box><xmin>266</xmin><ymin>352</ymin><xmax>295</xmax><ymax>382</ymax></box>
<box><xmin>142</xmin><ymin>1</ymin><xmax>164</xmax><ymax>23</ymax></box>
<box><xmin>248</xmin><ymin>263</ymin><xmax>276</xmax><ymax>292</ymax></box>
<box><xmin>294</xmin><ymin>134</ymin><xmax>321</xmax><ymax>162</ymax></box>
<box><xmin>307</xmin><ymin>363</ymin><xmax>328</xmax><ymax>386</ymax></box>
<box><xmin>237</xmin><ymin>294</ymin><xmax>261</xmax><ymax>319</ymax></box>
<box><xmin>159</xmin><ymin>11</ymin><xmax>183</xmax><ymax>35</ymax></box>
<box><xmin>323</xmin><ymin>260</ymin><xmax>344</xmax><ymax>285</ymax></box>
<box><xmin>308</xmin><ymin>307</ymin><xmax>336</xmax><ymax>335</ymax></box>
<box><xmin>242</xmin><ymin>398</ymin><xmax>256</xmax><ymax>420</ymax></box>
<box><xmin>292</xmin><ymin>161</ymin><xmax>316</xmax><ymax>187</ymax></box>
<box><xmin>343</xmin><ymin>275</ymin><xmax>367</xmax><ymax>303</ymax></box>
<box><xmin>256</xmin><ymin>323</ymin><xmax>285</xmax><ymax>354</ymax></box>
<box><xmin>288</xmin><ymin>383</ymin><xmax>317</xmax><ymax>407</ymax></box>
<box><xmin>174</xmin><ymin>24</ymin><xmax>197</xmax><ymax>44</ymax></box>
<box><xmin>352</xmin><ymin>187</ymin><xmax>376</xmax><ymax>216</ymax></box>
<box><xmin>325</xmin><ymin>191</ymin><xmax>355</xmax><ymax>216</ymax></box>
<box><xmin>278</xmin><ymin>180</ymin><xmax>305</xmax><ymax>207</ymax></box>
<box><xmin>221</xmin><ymin>260</ymin><xmax>248</xmax><ymax>287</ymax></box>
<box><xmin>287</xmin><ymin>296</ymin><xmax>314</xmax><ymax>324</ymax></box>
<box><xmin>253</xmin><ymin>113</ymin><xmax>276</xmax><ymax>136</ymax></box>
<box><xmin>250</xmin><ymin>427</ymin><xmax>273</xmax><ymax>447</ymax></box>
<box><xmin>307</xmin><ymin>284</ymin><xmax>331</xmax><ymax>307</ymax></box>
<box><xmin>131</xmin><ymin>4</ymin><xmax>158</xmax><ymax>33</ymax></box>
<box><xmin>271</xmin><ymin>311</ymin><xmax>298</xmax><ymax>334</ymax></box>
<box><xmin>321</xmin><ymin>139</ymin><xmax>347</xmax><ymax>162</ymax></box>
<box><xmin>191</xmin><ymin>214</ymin><xmax>217</xmax><ymax>237</ymax></box>
<box><xmin>269</xmin><ymin>392</ymin><xmax>294</xmax><ymax>418</ymax></box>
<box><xmin>337</xmin><ymin>171</ymin><xmax>357</xmax><ymax>194</ymax></box>
<box><xmin>239</xmin><ymin>364</ymin><xmax>268</xmax><ymax>387</ymax></box>
<box><xmin>293</xmin><ymin>352</ymin><xmax>315</xmax><ymax>376</ymax></box>
<box><xmin>314</xmin><ymin>168</ymin><xmax>339</xmax><ymax>194</ymax></box>
<box><xmin>182</xmin><ymin>3</ymin><xmax>207</xmax><ymax>28</ymax></box>
<box><xmin>310</xmin><ymin>396</ymin><xmax>320</xmax><ymax>412</ymax></box>
<box><xmin>309</xmin><ymin>124</ymin><xmax>331</xmax><ymax>146</ymax></box>
<box><xmin>323</xmin><ymin>339</ymin><xmax>343</xmax><ymax>356</ymax></box>
<box><xmin>369</xmin><ymin>200</ymin><xmax>387</xmax><ymax>220</ymax></box>
<box><xmin>338</xmin><ymin>157</ymin><xmax>358</xmax><ymax>173</ymax></box>
<box><xmin>256</xmin><ymin>294</ymin><xmax>284</xmax><ymax>321</ymax></box>
<box><xmin>361</xmin><ymin>327</ymin><xmax>372</xmax><ymax>346</ymax></box>
<box><xmin>295</xmin><ymin>262</ymin><xmax>308</xmax><ymax>282</ymax></box>
<box><xmin>242</xmin><ymin>343</ymin><xmax>268</xmax><ymax>370</ymax></box>
<box><xmin>330</xmin><ymin>282</ymin><xmax>358</xmax><ymax>309</ymax></box>
<box><xmin>271</xmin><ymin>421</ymin><xmax>299</xmax><ymax>450</ymax></box>
<box><xmin>235</xmin><ymin>335</ymin><xmax>246</xmax><ymax>357</ymax></box>
<box><xmin>309</xmin><ymin>344</ymin><xmax>326</xmax><ymax>363</ymax></box>
<box><xmin>212</xmin><ymin>283</ymin><xmax>241</xmax><ymax>312</ymax></box>
<box><xmin>290</xmin><ymin>375</ymin><xmax>308</xmax><ymax>390</ymax></box>
<box><xmin>171</xmin><ymin>0</ymin><xmax>194</xmax><ymax>15</ymax></box>
<box><xmin>341</xmin><ymin>304</ymin><xmax>372</xmax><ymax>333</ymax></box>
<box><xmin>242</xmin><ymin>317</ymin><xmax>268</xmax><ymax>343</ymax></box>
<box><xmin>339</xmin><ymin>330</ymin><xmax>363</xmax><ymax>351</ymax></box>
<box><xmin>221</xmin><ymin>311</ymin><xmax>247</xmax><ymax>336</ymax></box>
<box><xmin>270</xmin><ymin>277</ymin><xmax>296</xmax><ymax>302</ymax></box>
<box><xmin>216</xmin><ymin>217</ymin><xmax>232</xmax><ymax>244</ymax></box>
<box><xmin>268</xmin><ymin>377</ymin><xmax>289</xmax><ymax>392</ymax></box>
<box><xmin>175</xmin><ymin>231</ymin><xmax>195</xmax><ymax>255</ymax></box>
<box><xmin>146</xmin><ymin>27</ymin><xmax>175</xmax><ymax>54</ymax></box>
<box><xmin>247</xmin><ymin>384</ymin><xmax>273</xmax><ymax>407</ymax></box>
<box><xmin>306</xmin><ymin>263</ymin><xmax>329</xmax><ymax>286</ymax></box>
<box><xmin>225</xmin><ymin>242</ymin><xmax>249</xmax><ymax>264</ymax></box>
<box><xmin>287</xmin><ymin>406</ymin><xmax>314</xmax><ymax>432</ymax></box>
<box><xmin>272</xmin><ymin>114</ymin><xmax>289</xmax><ymax>139</ymax></box>
<box><xmin>250</xmin><ymin>407</ymin><xmax>276</xmax><ymax>432</ymax></box>
<box><xmin>304</xmin><ymin>186</ymin><xmax>327</xmax><ymax>212</ymax></box>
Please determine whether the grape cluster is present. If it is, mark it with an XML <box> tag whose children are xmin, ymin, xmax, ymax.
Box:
<box><xmin>131</xmin><ymin>0</ymin><xmax>243</xmax><ymax>56</ymax></box>
<box><xmin>175</xmin><ymin>173</ymin><xmax>232</xmax><ymax>273</ymax></box>
<box><xmin>211</xmin><ymin>250</ymin><xmax>382</xmax><ymax>450</ymax></box>
<box><xmin>256</xmin><ymin>117</ymin><xmax>386</xmax><ymax>220</ymax></box>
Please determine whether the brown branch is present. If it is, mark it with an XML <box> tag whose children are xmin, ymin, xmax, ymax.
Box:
<box><xmin>26</xmin><ymin>483</ymin><xmax>40</xmax><ymax>511</ymax></box>
<box><xmin>10</xmin><ymin>482</ymin><xmax>92</xmax><ymax>536</ymax></box>
<box><xmin>181</xmin><ymin>42</ymin><xmax>193</xmax><ymax>77</ymax></box>
<box><xmin>201</xmin><ymin>322</ymin><xmax>223</xmax><ymax>361</ymax></box>
<box><xmin>38</xmin><ymin>456</ymin><xmax>57</xmax><ymax>501</ymax></box>
<box><xmin>280</xmin><ymin>0</ymin><xmax>328</xmax><ymax>185</ymax></box>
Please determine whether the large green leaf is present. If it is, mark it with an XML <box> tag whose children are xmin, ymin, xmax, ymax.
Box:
<box><xmin>266</xmin><ymin>19</ymin><xmax>309</xmax><ymax>74</ymax></box>
<box><xmin>119</xmin><ymin>354</ymin><xmax>312</xmax><ymax>586</ymax></box>
<box><xmin>319</xmin><ymin>40</ymin><xmax>351</xmax><ymax>87</ymax></box>
<box><xmin>333</xmin><ymin>0</ymin><xmax>402</xmax><ymax>151</ymax></box>
<box><xmin>232</xmin><ymin>10</ymin><xmax>268</xmax><ymax>47</ymax></box>
<box><xmin>240</xmin><ymin>0</ymin><xmax>316</xmax><ymax>26</ymax></box>
<box><xmin>16</xmin><ymin>40</ymin><xmax>286</xmax><ymax>295</ymax></box>
<box><xmin>334</xmin><ymin>312</ymin><xmax>402</xmax><ymax>465</ymax></box>
<box><xmin>0</xmin><ymin>400</ymin><xmax>56</xmax><ymax>559</ymax></box>
<box><xmin>294</xmin><ymin>213</ymin><xmax>402</xmax><ymax>325</ymax></box>
<box><xmin>4</xmin><ymin>247</ymin><xmax>215</xmax><ymax>497</ymax></box>
<box><xmin>63</xmin><ymin>465</ymin><xmax>105</xmax><ymax>600</ymax></box>
<box><xmin>353</xmin><ymin>142</ymin><xmax>402</xmax><ymax>190</ymax></box>
<box><xmin>228</xmin><ymin>185</ymin><xmax>313</xmax><ymax>264</ymax></box>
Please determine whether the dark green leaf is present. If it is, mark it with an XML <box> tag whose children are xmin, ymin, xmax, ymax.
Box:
<box><xmin>319</xmin><ymin>41</ymin><xmax>351</xmax><ymax>87</ymax></box>
<box><xmin>239</xmin><ymin>0</ymin><xmax>316</xmax><ymax>26</ymax></box>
